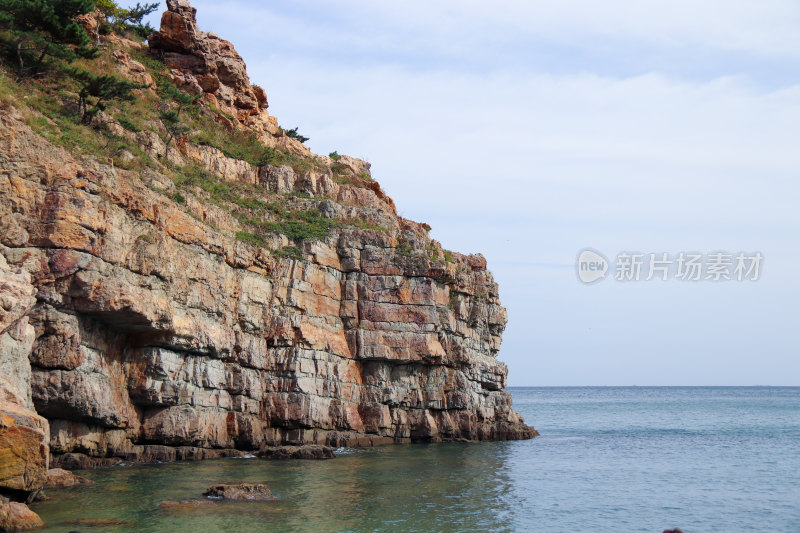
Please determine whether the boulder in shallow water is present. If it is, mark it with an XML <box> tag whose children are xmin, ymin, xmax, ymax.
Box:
<box><xmin>203</xmin><ymin>483</ymin><xmax>275</xmax><ymax>501</ymax></box>
<box><xmin>0</xmin><ymin>501</ymin><xmax>44</xmax><ymax>531</ymax></box>
<box><xmin>258</xmin><ymin>445</ymin><xmax>335</xmax><ymax>460</ymax></box>
<box><xmin>44</xmin><ymin>468</ymin><xmax>93</xmax><ymax>489</ymax></box>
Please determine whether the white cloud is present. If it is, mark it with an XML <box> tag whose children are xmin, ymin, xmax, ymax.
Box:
<box><xmin>255</xmin><ymin>59</ymin><xmax>800</xmax><ymax>222</ymax></box>
<box><xmin>192</xmin><ymin>0</ymin><xmax>800</xmax><ymax>60</ymax></box>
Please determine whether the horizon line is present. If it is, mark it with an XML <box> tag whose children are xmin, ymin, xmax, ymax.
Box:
<box><xmin>506</xmin><ymin>384</ymin><xmax>798</xmax><ymax>388</ymax></box>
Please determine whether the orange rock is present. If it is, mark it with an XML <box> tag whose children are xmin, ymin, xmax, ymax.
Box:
<box><xmin>0</xmin><ymin>405</ymin><xmax>49</xmax><ymax>493</ymax></box>
<box><xmin>0</xmin><ymin>501</ymin><xmax>44</xmax><ymax>532</ymax></box>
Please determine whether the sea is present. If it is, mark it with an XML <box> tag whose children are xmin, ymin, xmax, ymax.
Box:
<box><xmin>31</xmin><ymin>387</ymin><xmax>800</xmax><ymax>532</ymax></box>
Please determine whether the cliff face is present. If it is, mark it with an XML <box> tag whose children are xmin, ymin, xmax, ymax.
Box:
<box><xmin>0</xmin><ymin>0</ymin><xmax>534</xmax><ymax>476</ymax></box>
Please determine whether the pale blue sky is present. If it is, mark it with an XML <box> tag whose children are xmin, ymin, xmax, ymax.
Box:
<box><xmin>147</xmin><ymin>1</ymin><xmax>800</xmax><ymax>385</ymax></box>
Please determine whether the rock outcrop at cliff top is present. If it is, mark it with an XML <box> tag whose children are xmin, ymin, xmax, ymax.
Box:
<box><xmin>149</xmin><ymin>0</ymin><xmax>266</xmax><ymax>115</ymax></box>
<box><xmin>147</xmin><ymin>0</ymin><xmax>293</xmax><ymax>152</ymax></box>
<box><xmin>0</xmin><ymin>0</ymin><xmax>535</xmax><ymax>476</ymax></box>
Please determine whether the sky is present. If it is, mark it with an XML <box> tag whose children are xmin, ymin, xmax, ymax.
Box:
<box><xmin>147</xmin><ymin>1</ymin><xmax>800</xmax><ymax>385</ymax></box>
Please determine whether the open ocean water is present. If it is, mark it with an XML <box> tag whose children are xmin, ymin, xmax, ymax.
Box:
<box><xmin>32</xmin><ymin>387</ymin><xmax>800</xmax><ymax>532</ymax></box>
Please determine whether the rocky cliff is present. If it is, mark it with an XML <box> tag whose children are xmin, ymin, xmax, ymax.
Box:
<box><xmin>0</xmin><ymin>0</ymin><xmax>534</xmax><ymax>491</ymax></box>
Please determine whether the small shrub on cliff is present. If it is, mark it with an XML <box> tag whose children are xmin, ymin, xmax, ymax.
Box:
<box><xmin>275</xmin><ymin>245</ymin><xmax>304</xmax><ymax>261</ymax></box>
<box><xmin>331</xmin><ymin>162</ymin><xmax>352</xmax><ymax>185</ymax></box>
<box><xmin>329</xmin><ymin>150</ymin><xmax>340</xmax><ymax>161</ymax></box>
<box><xmin>287</xmin><ymin>190</ymin><xmax>312</xmax><ymax>199</ymax></box>
<box><xmin>0</xmin><ymin>67</ymin><xmax>17</xmax><ymax>105</ymax></box>
<box><xmin>448</xmin><ymin>291</ymin><xmax>459</xmax><ymax>310</ymax></box>
<box><xmin>272</xmin><ymin>151</ymin><xmax>327</xmax><ymax>174</ymax></box>
<box><xmin>173</xmin><ymin>165</ymin><xmax>274</xmax><ymax>214</ymax></box>
<box><xmin>235</xmin><ymin>231</ymin><xmax>267</xmax><ymax>247</ymax></box>
<box><xmin>117</xmin><ymin>115</ymin><xmax>140</xmax><ymax>132</ymax></box>
<box><xmin>172</xmin><ymin>165</ymin><xmax>233</xmax><ymax>200</ymax></box>
<box><xmin>191</xmin><ymin>123</ymin><xmax>277</xmax><ymax>167</ymax></box>
<box><xmin>239</xmin><ymin>205</ymin><xmax>338</xmax><ymax>243</ymax></box>
<box><xmin>280</xmin><ymin>126</ymin><xmax>309</xmax><ymax>144</ymax></box>
<box><xmin>396</xmin><ymin>240</ymin><xmax>415</xmax><ymax>257</ymax></box>
<box><xmin>267</xmin><ymin>218</ymin><xmax>332</xmax><ymax>242</ymax></box>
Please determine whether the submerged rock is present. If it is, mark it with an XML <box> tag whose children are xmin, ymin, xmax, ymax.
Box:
<box><xmin>65</xmin><ymin>517</ymin><xmax>131</xmax><ymax>527</ymax></box>
<box><xmin>0</xmin><ymin>501</ymin><xmax>44</xmax><ymax>532</ymax></box>
<box><xmin>159</xmin><ymin>499</ymin><xmax>217</xmax><ymax>511</ymax></box>
<box><xmin>203</xmin><ymin>483</ymin><xmax>275</xmax><ymax>501</ymax></box>
<box><xmin>258</xmin><ymin>445</ymin><xmax>335</xmax><ymax>460</ymax></box>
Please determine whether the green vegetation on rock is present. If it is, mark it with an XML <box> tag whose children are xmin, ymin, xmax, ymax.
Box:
<box><xmin>0</xmin><ymin>0</ymin><xmax>395</xmax><ymax>264</ymax></box>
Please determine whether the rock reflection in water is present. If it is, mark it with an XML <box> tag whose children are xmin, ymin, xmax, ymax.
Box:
<box><xmin>32</xmin><ymin>442</ymin><xmax>515</xmax><ymax>533</ymax></box>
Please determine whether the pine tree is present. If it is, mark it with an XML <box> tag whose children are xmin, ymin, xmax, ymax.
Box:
<box><xmin>282</xmin><ymin>127</ymin><xmax>310</xmax><ymax>144</ymax></box>
<box><xmin>67</xmin><ymin>67</ymin><xmax>142</xmax><ymax>122</ymax></box>
<box><xmin>160</xmin><ymin>86</ymin><xmax>199</xmax><ymax>159</ymax></box>
<box><xmin>95</xmin><ymin>0</ymin><xmax>159</xmax><ymax>40</ymax></box>
<box><xmin>0</xmin><ymin>0</ymin><xmax>97</xmax><ymax>76</ymax></box>
<box><xmin>118</xmin><ymin>2</ymin><xmax>159</xmax><ymax>39</ymax></box>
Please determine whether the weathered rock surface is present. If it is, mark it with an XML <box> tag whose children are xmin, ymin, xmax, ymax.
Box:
<box><xmin>0</xmin><ymin>256</ymin><xmax>49</xmax><ymax>499</ymax></box>
<box><xmin>0</xmin><ymin>501</ymin><xmax>43</xmax><ymax>532</ymax></box>
<box><xmin>0</xmin><ymin>407</ymin><xmax>48</xmax><ymax>495</ymax></box>
<box><xmin>0</xmin><ymin>0</ymin><xmax>534</xmax><ymax>473</ymax></box>
<box><xmin>0</xmin><ymin>255</ymin><xmax>37</xmax><ymax>412</ymax></box>
<box><xmin>203</xmin><ymin>483</ymin><xmax>275</xmax><ymax>501</ymax></box>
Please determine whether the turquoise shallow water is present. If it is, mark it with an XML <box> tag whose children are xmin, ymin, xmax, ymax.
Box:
<box><xmin>32</xmin><ymin>387</ymin><xmax>800</xmax><ymax>532</ymax></box>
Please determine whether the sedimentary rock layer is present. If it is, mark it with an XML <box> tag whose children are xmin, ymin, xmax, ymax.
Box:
<box><xmin>0</xmin><ymin>0</ymin><xmax>534</xmax><ymax>478</ymax></box>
